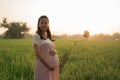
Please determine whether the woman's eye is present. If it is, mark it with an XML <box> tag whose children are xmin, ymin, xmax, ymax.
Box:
<box><xmin>41</xmin><ymin>22</ymin><xmax>47</xmax><ymax>24</ymax></box>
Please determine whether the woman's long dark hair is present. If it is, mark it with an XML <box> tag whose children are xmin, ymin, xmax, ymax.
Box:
<box><xmin>36</xmin><ymin>15</ymin><xmax>55</xmax><ymax>41</ymax></box>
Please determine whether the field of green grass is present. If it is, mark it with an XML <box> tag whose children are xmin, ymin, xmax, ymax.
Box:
<box><xmin>0</xmin><ymin>39</ymin><xmax>120</xmax><ymax>80</ymax></box>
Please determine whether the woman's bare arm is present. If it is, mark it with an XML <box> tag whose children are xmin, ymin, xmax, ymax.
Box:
<box><xmin>34</xmin><ymin>44</ymin><xmax>55</xmax><ymax>71</ymax></box>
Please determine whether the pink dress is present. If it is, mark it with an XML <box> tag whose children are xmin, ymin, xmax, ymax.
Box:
<box><xmin>33</xmin><ymin>34</ymin><xmax>59</xmax><ymax>80</ymax></box>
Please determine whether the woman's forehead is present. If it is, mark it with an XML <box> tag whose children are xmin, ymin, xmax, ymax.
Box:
<box><xmin>40</xmin><ymin>18</ymin><xmax>48</xmax><ymax>22</ymax></box>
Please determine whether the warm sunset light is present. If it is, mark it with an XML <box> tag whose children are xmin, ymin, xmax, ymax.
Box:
<box><xmin>0</xmin><ymin>0</ymin><xmax>120</xmax><ymax>35</ymax></box>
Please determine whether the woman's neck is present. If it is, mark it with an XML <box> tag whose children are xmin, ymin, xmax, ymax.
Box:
<box><xmin>42</xmin><ymin>31</ymin><xmax>46</xmax><ymax>35</ymax></box>
<box><xmin>42</xmin><ymin>32</ymin><xmax>48</xmax><ymax>38</ymax></box>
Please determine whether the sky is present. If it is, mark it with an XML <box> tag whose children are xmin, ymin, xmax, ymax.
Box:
<box><xmin>0</xmin><ymin>0</ymin><xmax>120</xmax><ymax>35</ymax></box>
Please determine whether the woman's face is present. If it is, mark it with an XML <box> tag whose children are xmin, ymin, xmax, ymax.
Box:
<box><xmin>39</xmin><ymin>18</ymin><xmax>49</xmax><ymax>32</ymax></box>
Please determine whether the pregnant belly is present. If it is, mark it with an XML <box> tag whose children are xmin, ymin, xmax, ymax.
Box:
<box><xmin>40</xmin><ymin>42</ymin><xmax>59</xmax><ymax>67</ymax></box>
<box><xmin>46</xmin><ymin>54</ymin><xmax>59</xmax><ymax>67</ymax></box>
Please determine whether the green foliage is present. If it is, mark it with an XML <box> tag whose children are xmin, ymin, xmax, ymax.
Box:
<box><xmin>0</xmin><ymin>39</ymin><xmax>34</xmax><ymax>80</ymax></box>
<box><xmin>0</xmin><ymin>18</ymin><xmax>30</xmax><ymax>39</ymax></box>
<box><xmin>60</xmin><ymin>40</ymin><xmax>120</xmax><ymax>80</ymax></box>
<box><xmin>4</xmin><ymin>22</ymin><xmax>30</xmax><ymax>39</ymax></box>
<box><xmin>0</xmin><ymin>39</ymin><xmax>120</xmax><ymax>80</ymax></box>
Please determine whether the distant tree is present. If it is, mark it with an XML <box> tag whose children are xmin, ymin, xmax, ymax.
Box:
<box><xmin>4</xmin><ymin>22</ymin><xmax>30</xmax><ymax>39</ymax></box>
<box><xmin>83</xmin><ymin>30</ymin><xmax>90</xmax><ymax>39</ymax></box>
<box><xmin>0</xmin><ymin>17</ymin><xmax>9</xmax><ymax>28</ymax></box>
<box><xmin>0</xmin><ymin>18</ymin><xmax>30</xmax><ymax>39</ymax></box>
<box><xmin>112</xmin><ymin>32</ymin><xmax>120</xmax><ymax>40</ymax></box>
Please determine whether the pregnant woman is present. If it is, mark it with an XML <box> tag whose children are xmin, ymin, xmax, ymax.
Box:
<box><xmin>33</xmin><ymin>15</ymin><xmax>59</xmax><ymax>80</ymax></box>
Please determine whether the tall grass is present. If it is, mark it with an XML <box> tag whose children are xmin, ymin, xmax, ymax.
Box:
<box><xmin>60</xmin><ymin>40</ymin><xmax>120</xmax><ymax>80</ymax></box>
<box><xmin>0</xmin><ymin>39</ymin><xmax>120</xmax><ymax>80</ymax></box>
<box><xmin>0</xmin><ymin>39</ymin><xmax>72</xmax><ymax>80</ymax></box>
<box><xmin>0</xmin><ymin>39</ymin><xmax>34</xmax><ymax>80</ymax></box>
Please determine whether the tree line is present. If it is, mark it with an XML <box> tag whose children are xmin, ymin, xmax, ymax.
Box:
<box><xmin>0</xmin><ymin>17</ymin><xmax>120</xmax><ymax>40</ymax></box>
<box><xmin>53</xmin><ymin>32</ymin><xmax>120</xmax><ymax>40</ymax></box>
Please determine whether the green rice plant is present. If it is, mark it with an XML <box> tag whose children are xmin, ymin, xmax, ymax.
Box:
<box><xmin>0</xmin><ymin>39</ymin><xmax>73</xmax><ymax>80</ymax></box>
<box><xmin>0</xmin><ymin>39</ymin><xmax>120</xmax><ymax>80</ymax></box>
<box><xmin>0</xmin><ymin>39</ymin><xmax>34</xmax><ymax>80</ymax></box>
<box><xmin>59</xmin><ymin>40</ymin><xmax>120</xmax><ymax>80</ymax></box>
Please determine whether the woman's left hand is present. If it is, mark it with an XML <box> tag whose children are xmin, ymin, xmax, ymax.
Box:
<box><xmin>49</xmin><ymin>49</ymin><xmax>57</xmax><ymax>56</ymax></box>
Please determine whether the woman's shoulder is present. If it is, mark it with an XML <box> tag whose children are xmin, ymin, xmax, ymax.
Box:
<box><xmin>33</xmin><ymin>33</ymin><xmax>40</xmax><ymax>39</ymax></box>
<box><xmin>32</xmin><ymin>33</ymin><xmax>41</xmax><ymax>46</ymax></box>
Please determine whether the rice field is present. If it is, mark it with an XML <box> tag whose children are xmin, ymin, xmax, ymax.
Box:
<box><xmin>0</xmin><ymin>39</ymin><xmax>120</xmax><ymax>80</ymax></box>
